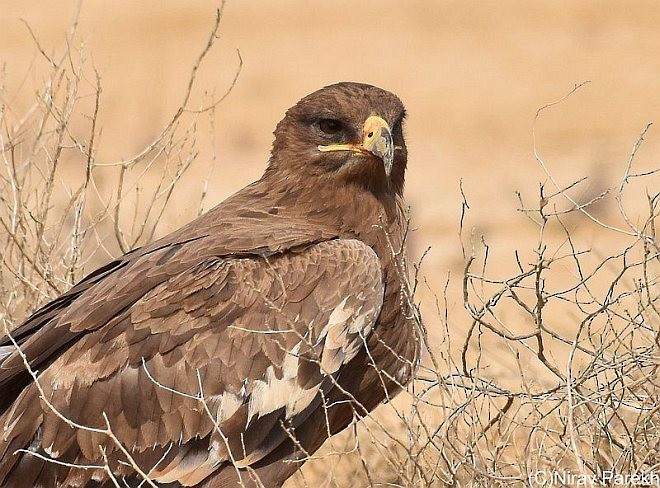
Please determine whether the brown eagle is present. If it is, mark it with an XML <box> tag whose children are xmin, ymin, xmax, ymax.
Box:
<box><xmin>0</xmin><ymin>82</ymin><xmax>420</xmax><ymax>487</ymax></box>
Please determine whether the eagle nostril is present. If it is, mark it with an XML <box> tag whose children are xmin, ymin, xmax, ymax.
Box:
<box><xmin>367</xmin><ymin>131</ymin><xmax>374</xmax><ymax>138</ymax></box>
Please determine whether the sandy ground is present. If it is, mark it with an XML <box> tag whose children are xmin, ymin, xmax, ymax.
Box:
<box><xmin>2</xmin><ymin>1</ymin><xmax>660</xmax><ymax>485</ymax></box>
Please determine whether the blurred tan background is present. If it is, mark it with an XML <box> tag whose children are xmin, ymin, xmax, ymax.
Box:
<box><xmin>2</xmin><ymin>0</ymin><xmax>659</xmax><ymax>270</ymax></box>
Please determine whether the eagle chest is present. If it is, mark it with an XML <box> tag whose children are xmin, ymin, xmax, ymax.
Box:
<box><xmin>338</xmin><ymin>261</ymin><xmax>419</xmax><ymax>412</ymax></box>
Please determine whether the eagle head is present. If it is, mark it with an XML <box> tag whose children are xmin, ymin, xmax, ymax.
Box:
<box><xmin>268</xmin><ymin>82</ymin><xmax>408</xmax><ymax>196</ymax></box>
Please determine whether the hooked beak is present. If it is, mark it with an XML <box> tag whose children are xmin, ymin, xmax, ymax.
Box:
<box><xmin>318</xmin><ymin>115</ymin><xmax>394</xmax><ymax>176</ymax></box>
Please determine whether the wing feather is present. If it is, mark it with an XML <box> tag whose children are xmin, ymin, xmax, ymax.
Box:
<box><xmin>0</xmin><ymin>239</ymin><xmax>383</xmax><ymax>486</ymax></box>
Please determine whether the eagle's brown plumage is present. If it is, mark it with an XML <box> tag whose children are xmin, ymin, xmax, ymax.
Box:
<box><xmin>0</xmin><ymin>82</ymin><xmax>420</xmax><ymax>487</ymax></box>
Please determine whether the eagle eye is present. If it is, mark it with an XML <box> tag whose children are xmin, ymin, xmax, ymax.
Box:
<box><xmin>318</xmin><ymin>119</ymin><xmax>343</xmax><ymax>135</ymax></box>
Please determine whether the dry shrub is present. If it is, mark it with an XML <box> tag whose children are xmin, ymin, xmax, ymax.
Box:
<box><xmin>0</xmin><ymin>5</ymin><xmax>238</xmax><ymax>326</ymax></box>
<box><xmin>2</xmin><ymin>8</ymin><xmax>659</xmax><ymax>488</ymax></box>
